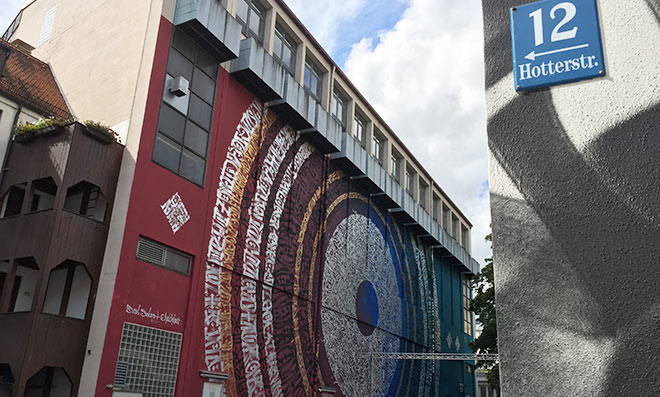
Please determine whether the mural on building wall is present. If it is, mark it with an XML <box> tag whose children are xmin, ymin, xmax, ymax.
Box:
<box><xmin>202</xmin><ymin>99</ymin><xmax>471</xmax><ymax>396</ymax></box>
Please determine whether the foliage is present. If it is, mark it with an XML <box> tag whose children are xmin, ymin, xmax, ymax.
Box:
<box><xmin>14</xmin><ymin>117</ymin><xmax>68</xmax><ymax>137</ymax></box>
<box><xmin>84</xmin><ymin>120</ymin><xmax>121</xmax><ymax>143</ymax></box>
<box><xmin>469</xmin><ymin>232</ymin><xmax>500</xmax><ymax>393</ymax></box>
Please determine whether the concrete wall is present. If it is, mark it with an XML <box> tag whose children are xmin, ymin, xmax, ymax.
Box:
<box><xmin>482</xmin><ymin>0</ymin><xmax>660</xmax><ymax>395</ymax></box>
<box><xmin>9</xmin><ymin>0</ymin><xmax>161</xmax><ymax>142</ymax></box>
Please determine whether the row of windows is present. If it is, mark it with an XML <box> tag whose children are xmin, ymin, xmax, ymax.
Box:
<box><xmin>155</xmin><ymin>4</ymin><xmax>472</xmax><ymax>250</ymax></box>
<box><xmin>153</xmin><ymin>28</ymin><xmax>218</xmax><ymax>186</ymax></box>
<box><xmin>0</xmin><ymin>178</ymin><xmax>108</xmax><ymax>223</ymax></box>
<box><xmin>0</xmin><ymin>257</ymin><xmax>92</xmax><ymax>320</ymax></box>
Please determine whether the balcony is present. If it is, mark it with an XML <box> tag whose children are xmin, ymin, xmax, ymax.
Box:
<box><xmin>174</xmin><ymin>0</ymin><xmax>242</xmax><ymax>61</ymax></box>
<box><xmin>230</xmin><ymin>37</ymin><xmax>342</xmax><ymax>153</ymax></box>
<box><xmin>329</xmin><ymin>131</ymin><xmax>478</xmax><ymax>274</ymax></box>
<box><xmin>0</xmin><ymin>122</ymin><xmax>123</xmax><ymax>393</ymax></box>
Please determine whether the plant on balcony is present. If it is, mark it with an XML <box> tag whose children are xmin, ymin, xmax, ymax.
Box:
<box><xmin>83</xmin><ymin>120</ymin><xmax>121</xmax><ymax>144</ymax></box>
<box><xmin>13</xmin><ymin>117</ymin><xmax>69</xmax><ymax>142</ymax></box>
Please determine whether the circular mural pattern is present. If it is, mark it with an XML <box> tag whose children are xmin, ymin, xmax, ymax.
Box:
<box><xmin>321</xmin><ymin>213</ymin><xmax>401</xmax><ymax>396</ymax></box>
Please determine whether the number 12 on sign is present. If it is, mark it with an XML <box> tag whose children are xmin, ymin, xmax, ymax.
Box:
<box><xmin>510</xmin><ymin>0</ymin><xmax>606</xmax><ymax>91</ymax></box>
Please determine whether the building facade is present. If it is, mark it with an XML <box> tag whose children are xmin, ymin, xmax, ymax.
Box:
<box><xmin>1</xmin><ymin>0</ymin><xmax>480</xmax><ymax>396</ymax></box>
<box><xmin>483</xmin><ymin>0</ymin><xmax>660</xmax><ymax>395</ymax></box>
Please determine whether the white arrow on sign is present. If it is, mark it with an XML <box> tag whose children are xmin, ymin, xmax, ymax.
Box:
<box><xmin>525</xmin><ymin>43</ymin><xmax>590</xmax><ymax>61</ymax></box>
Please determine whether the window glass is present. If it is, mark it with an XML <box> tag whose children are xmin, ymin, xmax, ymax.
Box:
<box><xmin>248</xmin><ymin>6</ymin><xmax>262</xmax><ymax>37</ymax></box>
<box><xmin>354</xmin><ymin>115</ymin><xmax>364</xmax><ymax>143</ymax></box>
<box><xmin>154</xmin><ymin>27</ymin><xmax>217</xmax><ymax>186</ymax></box>
<box><xmin>274</xmin><ymin>25</ymin><xmax>296</xmax><ymax>72</ymax></box>
<box><xmin>167</xmin><ymin>49</ymin><xmax>193</xmax><ymax>81</ymax></box>
<box><xmin>184</xmin><ymin>121</ymin><xmax>209</xmax><ymax>157</ymax></box>
<box><xmin>158</xmin><ymin>104</ymin><xmax>186</xmax><ymax>143</ymax></box>
<box><xmin>332</xmin><ymin>91</ymin><xmax>345</xmax><ymax>127</ymax></box>
<box><xmin>390</xmin><ymin>155</ymin><xmax>397</xmax><ymax>177</ymax></box>
<box><xmin>180</xmin><ymin>150</ymin><xmax>206</xmax><ymax>186</ymax></box>
<box><xmin>304</xmin><ymin>60</ymin><xmax>322</xmax><ymax>99</ymax></box>
<box><xmin>188</xmin><ymin>94</ymin><xmax>213</xmax><ymax>130</ymax></box>
<box><xmin>165</xmin><ymin>250</ymin><xmax>192</xmax><ymax>274</ymax></box>
<box><xmin>192</xmin><ymin>67</ymin><xmax>216</xmax><ymax>104</ymax></box>
<box><xmin>196</xmin><ymin>49</ymin><xmax>218</xmax><ymax>78</ymax></box>
<box><xmin>172</xmin><ymin>29</ymin><xmax>195</xmax><ymax>60</ymax></box>
<box><xmin>282</xmin><ymin>44</ymin><xmax>292</xmax><ymax>69</ymax></box>
<box><xmin>236</xmin><ymin>0</ymin><xmax>249</xmax><ymax>23</ymax></box>
<box><xmin>153</xmin><ymin>134</ymin><xmax>182</xmax><ymax>172</ymax></box>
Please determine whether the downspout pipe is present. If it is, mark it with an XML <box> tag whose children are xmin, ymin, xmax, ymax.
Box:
<box><xmin>0</xmin><ymin>103</ymin><xmax>22</xmax><ymax>183</ymax></box>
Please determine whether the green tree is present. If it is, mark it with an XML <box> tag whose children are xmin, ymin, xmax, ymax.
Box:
<box><xmin>469</xmin><ymin>232</ymin><xmax>500</xmax><ymax>393</ymax></box>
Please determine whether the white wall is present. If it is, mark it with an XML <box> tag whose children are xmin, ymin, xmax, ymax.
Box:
<box><xmin>65</xmin><ymin>265</ymin><xmax>91</xmax><ymax>319</ymax></box>
<box><xmin>42</xmin><ymin>266</ymin><xmax>67</xmax><ymax>315</ymax></box>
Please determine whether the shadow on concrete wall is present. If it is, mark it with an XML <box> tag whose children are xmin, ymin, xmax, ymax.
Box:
<box><xmin>483</xmin><ymin>0</ymin><xmax>660</xmax><ymax>395</ymax></box>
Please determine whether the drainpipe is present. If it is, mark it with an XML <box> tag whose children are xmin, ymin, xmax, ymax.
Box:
<box><xmin>0</xmin><ymin>103</ymin><xmax>22</xmax><ymax>183</ymax></box>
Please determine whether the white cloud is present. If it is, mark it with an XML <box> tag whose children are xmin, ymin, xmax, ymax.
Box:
<box><xmin>285</xmin><ymin>0</ymin><xmax>491</xmax><ymax>265</ymax></box>
<box><xmin>343</xmin><ymin>0</ymin><xmax>492</xmax><ymax>264</ymax></box>
<box><xmin>285</xmin><ymin>0</ymin><xmax>367</xmax><ymax>54</ymax></box>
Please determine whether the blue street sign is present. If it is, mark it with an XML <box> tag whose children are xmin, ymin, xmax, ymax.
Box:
<box><xmin>510</xmin><ymin>0</ymin><xmax>606</xmax><ymax>91</ymax></box>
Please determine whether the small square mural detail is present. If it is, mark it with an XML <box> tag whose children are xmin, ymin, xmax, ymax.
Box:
<box><xmin>161</xmin><ymin>192</ymin><xmax>190</xmax><ymax>234</ymax></box>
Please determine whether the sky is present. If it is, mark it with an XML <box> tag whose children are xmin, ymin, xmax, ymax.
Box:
<box><xmin>287</xmin><ymin>0</ymin><xmax>492</xmax><ymax>264</ymax></box>
<box><xmin>0</xmin><ymin>0</ymin><xmax>492</xmax><ymax>265</ymax></box>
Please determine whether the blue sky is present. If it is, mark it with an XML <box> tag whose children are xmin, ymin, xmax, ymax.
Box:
<box><xmin>330</xmin><ymin>1</ymin><xmax>410</xmax><ymax>67</ymax></box>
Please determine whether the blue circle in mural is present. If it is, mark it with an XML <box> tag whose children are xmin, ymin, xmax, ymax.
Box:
<box><xmin>356</xmin><ymin>280</ymin><xmax>379</xmax><ymax>336</ymax></box>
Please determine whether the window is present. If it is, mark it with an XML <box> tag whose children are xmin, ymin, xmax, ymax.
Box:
<box><xmin>42</xmin><ymin>260</ymin><xmax>92</xmax><ymax>320</ymax></box>
<box><xmin>1</xmin><ymin>257</ymin><xmax>39</xmax><ymax>313</ymax></box>
<box><xmin>372</xmin><ymin>130</ymin><xmax>386</xmax><ymax>165</ymax></box>
<box><xmin>331</xmin><ymin>89</ymin><xmax>346</xmax><ymax>129</ymax></box>
<box><xmin>273</xmin><ymin>24</ymin><xmax>296</xmax><ymax>74</ymax></box>
<box><xmin>405</xmin><ymin>167</ymin><xmax>416</xmax><ymax>194</ymax></box>
<box><xmin>433</xmin><ymin>194</ymin><xmax>441</xmax><ymax>221</ymax></box>
<box><xmin>153</xmin><ymin>28</ymin><xmax>218</xmax><ymax>186</ymax></box>
<box><xmin>419</xmin><ymin>179</ymin><xmax>429</xmax><ymax>209</ymax></box>
<box><xmin>28</xmin><ymin>177</ymin><xmax>57</xmax><ymax>213</ymax></box>
<box><xmin>304</xmin><ymin>59</ymin><xmax>323</xmax><ymax>100</ymax></box>
<box><xmin>462</xmin><ymin>224</ymin><xmax>470</xmax><ymax>250</ymax></box>
<box><xmin>466</xmin><ymin>364</ymin><xmax>473</xmax><ymax>374</ymax></box>
<box><xmin>114</xmin><ymin>323</ymin><xmax>182</xmax><ymax>395</ymax></box>
<box><xmin>25</xmin><ymin>367</ymin><xmax>72</xmax><ymax>397</ymax></box>
<box><xmin>64</xmin><ymin>181</ymin><xmax>108</xmax><ymax>222</ymax></box>
<box><xmin>463</xmin><ymin>276</ymin><xmax>473</xmax><ymax>336</ymax></box>
<box><xmin>136</xmin><ymin>236</ymin><xmax>192</xmax><ymax>275</ymax></box>
<box><xmin>0</xmin><ymin>183</ymin><xmax>27</xmax><ymax>218</ymax></box>
<box><xmin>236</xmin><ymin>0</ymin><xmax>266</xmax><ymax>42</ymax></box>
<box><xmin>390</xmin><ymin>151</ymin><xmax>401</xmax><ymax>183</ymax></box>
<box><xmin>452</xmin><ymin>214</ymin><xmax>459</xmax><ymax>238</ymax></box>
<box><xmin>38</xmin><ymin>6</ymin><xmax>57</xmax><ymax>46</ymax></box>
<box><xmin>442</xmin><ymin>204</ymin><xmax>451</xmax><ymax>232</ymax></box>
<box><xmin>354</xmin><ymin>113</ymin><xmax>366</xmax><ymax>147</ymax></box>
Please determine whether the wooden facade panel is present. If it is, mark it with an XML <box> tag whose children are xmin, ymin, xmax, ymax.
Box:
<box><xmin>0</xmin><ymin>122</ymin><xmax>123</xmax><ymax>394</ymax></box>
<box><xmin>0</xmin><ymin>314</ymin><xmax>33</xmax><ymax>371</ymax></box>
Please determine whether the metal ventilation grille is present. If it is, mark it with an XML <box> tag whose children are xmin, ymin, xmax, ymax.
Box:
<box><xmin>114</xmin><ymin>360</ymin><xmax>129</xmax><ymax>386</ymax></box>
<box><xmin>136</xmin><ymin>236</ymin><xmax>192</xmax><ymax>275</ymax></box>
<box><xmin>137</xmin><ymin>237</ymin><xmax>165</xmax><ymax>266</ymax></box>
<box><xmin>115</xmin><ymin>322</ymin><xmax>183</xmax><ymax>397</ymax></box>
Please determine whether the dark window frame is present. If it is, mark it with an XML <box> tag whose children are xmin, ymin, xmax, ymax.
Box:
<box><xmin>304</xmin><ymin>58</ymin><xmax>323</xmax><ymax>100</ymax></box>
<box><xmin>153</xmin><ymin>28</ymin><xmax>218</xmax><ymax>187</ymax></box>
<box><xmin>236</xmin><ymin>0</ymin><xmax>267</xmax><ymax>43</ymax></box>
<box><xmin>331</xmin><ymin>89</ymin><xmax>346</xmax><ymax>129</ymax></box>
<box><xmin>273</xmin><ymin>24</ymin><xmax>296</xmax><ymax>75</ymax></box>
